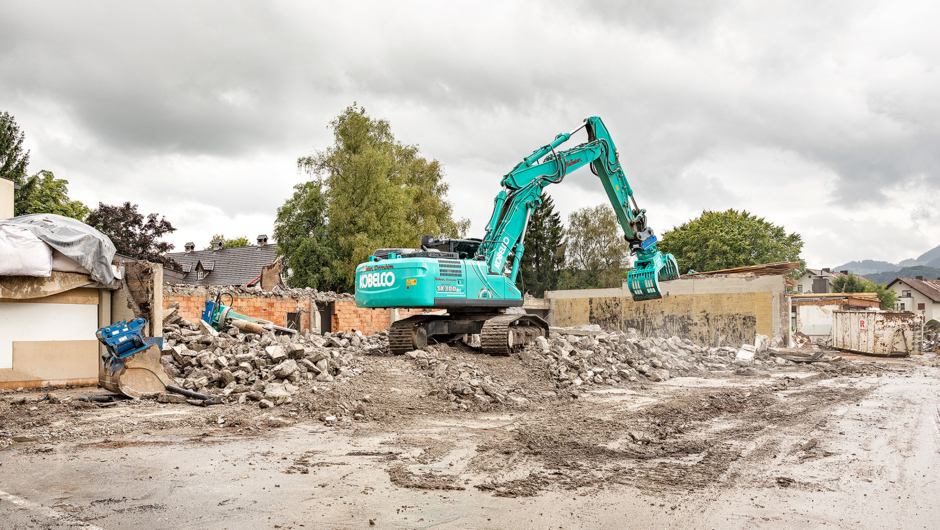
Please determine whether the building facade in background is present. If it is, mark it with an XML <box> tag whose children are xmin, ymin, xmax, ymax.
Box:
<box><xmin>887</xmin><ymin>277</ymin><xmax>940</xmax><ymax>322</ymax></box>
<box><xmin>165</xmin><ymin>235</ymin><xmax>278</xmax><ymax>286</ymax></box>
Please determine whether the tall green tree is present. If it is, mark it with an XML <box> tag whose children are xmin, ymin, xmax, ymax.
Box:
<box><xmin>515</xmin><ymin>193</ymin><xmax>566</xmax><ymax>296</ymax></box>
<box><xmin>296</xmin><ymin>104</ymin><xmax>468</xmax><ymax>291</ymax></box>
<box><xmin>561</xmin><ymin>204</ymin><xmax>630</xmax><ymax>289</ymax></box>
<box><xmin>658</xmin><ymin>209</ymin><xmax>803</xmax><ymax>274</ymax></box>
<box><xmin>0</xmin><ymin>111</ymin><xmax>29</xmax><ymax>185</ymax></box>
<box><xmin>14</xmin><ymin>170</ymin><xmax>90</xmax><ymax>219</ymax></box>
<box><xmin>273</xmin><ymin>181</ymin><xmax>341</xmax><ymax>291</ymax></box>
<box><xmin>204</xmin><ymin>234</ymin><xmax>251</xmax><ymax>250</ymax></box>
<box><xmin>86</xmin><ymin>202</ymin><xmax>177</xmax><ymax>267</ymax></box>
<box><xmin>831</xmin><ymin>274</ymin><xmax>898</xmax><ymax>310</ymax></box>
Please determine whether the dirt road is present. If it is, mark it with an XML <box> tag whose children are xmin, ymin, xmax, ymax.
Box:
<box><xmin>1</xmin><ymin>358</ymin><xmax>937</xmax><ymax>529</ymax></box>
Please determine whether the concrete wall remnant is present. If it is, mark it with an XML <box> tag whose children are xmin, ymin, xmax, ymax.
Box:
<box><xmin>546</xmin><ymin>275</ymin><xmax>789</xmax><ymax>347</ymax></box>
<box><xmin>118</xmin><ymin>261</ymin><xmax>164</xmax><ymax>338</ymax></box>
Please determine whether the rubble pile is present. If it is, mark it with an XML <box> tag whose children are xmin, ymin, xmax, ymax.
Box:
<box><xmin>160</xmin><ymin>307</ymin><xmax>386</xmax><ymax>408</ymax></box>
<box><xmin>163</xmin><ymin>283</ymin><xmax>351</xmax><ymax>302</ymax></box>
<box><xmin>531</xmin><ymin>329</ymin><xmax>787</xmax><ymax>388</ymax></box>
<box><xmin>404</xmin><ymin>345</ymin><xmax>532</xmax><ymax>411</ymax></box>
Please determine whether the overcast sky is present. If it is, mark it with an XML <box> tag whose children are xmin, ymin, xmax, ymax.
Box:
<box><xmin>3</xmin><ymin>1</ymin><xmax>939</xmax><ymax>267</ymax></box>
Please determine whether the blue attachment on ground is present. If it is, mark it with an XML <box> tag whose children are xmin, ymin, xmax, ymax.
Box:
<box><xmin>95</xmin><ymin>319</ymin><xmax>164</xmax><ymax>358</ymax></box>
<box><xmin>202</xmin><ymin>301</ymin><xmax>216</xmax><ymax>325</ymax></box>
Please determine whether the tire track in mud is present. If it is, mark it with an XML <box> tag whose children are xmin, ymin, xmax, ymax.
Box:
<box><xmin>460</xmin><ymin>379</ymin><xmax>880</xmax><ymax>497</ymax></box>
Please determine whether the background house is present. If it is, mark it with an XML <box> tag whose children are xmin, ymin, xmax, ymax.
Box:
<box><xmin>794</xmin><ymin>268</ymin><xmax>843</xmax><ymax>293</ymax></box>
<box><xmin>887</xmin><ymin>277</ymin><xmax>940</xmax><ymax>322</ymax></box>
<box><xmin>165</xmin><ymin>235</ymin><xmax>279</xmax><ymax>287</ymax></box>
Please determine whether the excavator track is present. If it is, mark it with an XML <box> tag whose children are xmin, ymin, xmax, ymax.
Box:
<box><xmin>480</xmin><ymin>314</ymin><xmax>549</xmax><ymax>355</ymax></box>
<box><xmin>387</xmin><ymin>314</ymin><xmax>437</xmax><ymax>355</ymax></box>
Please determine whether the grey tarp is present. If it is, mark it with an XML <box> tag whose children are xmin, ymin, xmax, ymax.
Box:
<box><xmin>0</xmin><ymin>213</ymin><xmax>116</xmax><ymax>284</ymax></box>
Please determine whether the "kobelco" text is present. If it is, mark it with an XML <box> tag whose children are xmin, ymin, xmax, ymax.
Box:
<box><xmin>359</xmin><ymin>271</ymin><xmax>396</xmax><ymax>288</ymax></box>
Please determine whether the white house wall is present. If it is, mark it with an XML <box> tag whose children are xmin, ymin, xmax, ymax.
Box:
<box><xmin>890</xmin><ymin>284</ymin><xmax>940</xmax><ymax>323</ymax></box>
<box><xmin>0</xmin><ymin>302</ymin><xmax>98</xmax><ymax>369</ymax></box>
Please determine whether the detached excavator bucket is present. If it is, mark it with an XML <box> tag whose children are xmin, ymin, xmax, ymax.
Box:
<box><xmin>627</xmin><ymin>251</ymin><xmax>680</xmax><ymax>301</ymax></box>
<box><xmin>99</xmin><ymin>344</ymin><xmax>176</xmax><ymax>399</ymax></box>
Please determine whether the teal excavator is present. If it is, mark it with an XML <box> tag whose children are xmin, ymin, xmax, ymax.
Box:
<box><xmin>355</xmin><ymin>116</ymin><xmax>679</xmax><ymax>354</ymax></box>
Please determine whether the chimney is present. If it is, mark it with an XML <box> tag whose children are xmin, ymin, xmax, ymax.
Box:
<box><xmin>211</xmin><ymin>239</ymin><xmax>223</xmax><ymax>251</ymax></box>
<box><xmin>822</xmin><ymin>268</ymin><xmax>830</xmax><ymax>273</ymax></box>
<box><xmin>257</xmin><ymin>234</ymin><xmax>268</xmax><ymax>247</ymax></box>
<box><xmin>184</xmin><ymin>242</ymin><xmax>194</xmax><ymax>253</ymax></box>
<box><xmin>916</xmin><ymin>275</ymin><xmax>924</xmax><ymax>280</ymax></box>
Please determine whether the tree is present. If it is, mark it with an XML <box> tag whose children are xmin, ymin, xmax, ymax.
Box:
<box><xmin>561</xmin><ymin>204</ymin><xmax>630</xmax><ymax>289</ymax></box>
<box><xmin>0</xmin><ymin>111</ymin><xmax>29</xmax><ymax>185</ymax></box>
<box><xmin>273</xmin><ymin>181</ymin><xmax>341</xmax><ymax>291</ymax></box>
<box><xmin>296</xmin><ymin>104</ymin><xmax>468</xmax><ymax>291</ymax></box>
<box><xmin>204</xmin><ymin>234</ymin><xmax>251</xmax><ymax>250</ymax></box>
<box><xmin>515</xmin><ymin>193</ymin><xmax>566</xmax><ymax>296</ymax></box>
<box><xmin>658</xmin><ymin>209</ymin><xmax>803</xmax><ymax>274</ymax></box>
<box><xmin>86</xmin><ymin>202</ymin><xmax>177</xmax><ymax>266</ymax></box>
<box><xmin>831</xmin><ymin>274</ymin><xmax>898</xmax><ymax>310</ymax></box>
<box><xmin>14</xmin><ymin>170</ymin><xmax>90</xmax><ymax>219</ymax></box>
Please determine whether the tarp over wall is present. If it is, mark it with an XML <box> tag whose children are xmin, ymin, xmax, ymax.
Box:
<box><xmin>0</xmin><ymin>213</ymin><xmax>116</xmax><ymax>284</ymax></box>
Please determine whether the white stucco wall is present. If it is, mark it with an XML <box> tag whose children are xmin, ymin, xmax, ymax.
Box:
<box><xmin>795</xmin><ymin>272</ymin><xmax>832</xmax><ymax>294</ymax></box>
<box><xmin>890</xmin><ymin>284</ymin><xmax>940</xmax><ymax>322</ymax></box>
<box><xmin>0</xmin><ymin>303</ymin><xmax>98</xmax><ymax>369</ymax></box>
<box><xmin>0</xmin><ymin>178</ymin><xmax>13</xmax><ymax>219</ymax></box>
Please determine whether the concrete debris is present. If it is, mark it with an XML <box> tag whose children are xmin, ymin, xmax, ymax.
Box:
<box><xmin>159</xmin><ymin>309</ymin><xmax>843</xmax><ymax>413</ymax></box>
<box><xmin>164</xmin><ymin>283</ymin><xmax>352</xmax><ymax>302</ymax></box>
<box><xmin>735</xmin><ymin>344</ymin><xmax>757</xmax><ymax>364</ymax></box>
<box><xmin>162</xmin><ymin>313</ymin><xmax>388</xmax><ymax>409</ymax></box>
<box><xmin>531</xmin><ymin>327</ymin><xmax>822</xmax><ymax>390</ymax></box>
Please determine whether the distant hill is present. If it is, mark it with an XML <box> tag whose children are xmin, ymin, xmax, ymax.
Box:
<box><xmin>866</xmin><ymin>266</ymin><xmax>940</xmax><ymax>286</ymax></box>
<box><xmin>832</xmin><ymin>242</ymin><xmax>940</xmax><ymax>276</ymax></box>
<box><xmin>829</xmin><ymin>260</ymin><xmax>899</xmax><ymax>275</ymax></box>
<box><xmin>916</xmin><ymin>244</ymin><xmax>940</xmax><ymax>265</ymax></box>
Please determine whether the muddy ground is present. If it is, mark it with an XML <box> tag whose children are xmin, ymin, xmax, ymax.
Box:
<box><xmin>1</xmin><ymin>344</ymin><xmax>938</xmax><ymax>529</ymax></box>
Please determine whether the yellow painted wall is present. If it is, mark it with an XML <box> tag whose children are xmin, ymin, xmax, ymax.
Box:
<box><xmin>551</xmin><ymin>281</ymin><xmax>781</xmax><ymax>347</ymax></box>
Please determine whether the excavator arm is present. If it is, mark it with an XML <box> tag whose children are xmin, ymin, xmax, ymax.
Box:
<box><xmin>478</xmin><ymin>116</ymin><xmax>679</xmax><ymax>300</ymax></box>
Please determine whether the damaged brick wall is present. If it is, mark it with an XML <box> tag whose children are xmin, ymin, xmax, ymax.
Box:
<box><xmin>163</xmin><ymin>286</ymin><xmax>421</xmax><ymax>335</ymax></box>
<box><xmin>331</xmin><ymin>300</ymin><xmax>424</xmax><ymax>336</ymax></box>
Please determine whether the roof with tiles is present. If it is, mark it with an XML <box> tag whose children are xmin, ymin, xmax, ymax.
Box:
<box><xmin>165</xmin><ymin>244</ymin><xmax>279</xmax><ymax>286</ymax></box>
<box><xmin>888</xmin><ymin>277</ymin><xmax>940</xmax><ymax>303</ymax></box>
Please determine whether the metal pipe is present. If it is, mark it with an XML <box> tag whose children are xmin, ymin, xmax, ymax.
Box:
<box><xmin>230</xmin><ymin>319</ymin><xmax>266</xmax><ymax>334</ymax></box>
<box><xmin>166</xmin><ymin>385</ymin><xmax>214</xmax><ymax>401</ymax></box>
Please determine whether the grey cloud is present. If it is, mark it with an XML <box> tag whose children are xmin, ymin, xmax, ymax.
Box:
<box><xmin>2</xmin><ymin>0</ymin><xmax>938</xmax><ymax>266</ymax></box>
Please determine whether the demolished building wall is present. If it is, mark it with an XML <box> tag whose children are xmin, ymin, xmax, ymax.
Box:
<box><xmin>163</xmin><ymin>284</ymin><xmax>424</xmax><ymax>335</ymax></box>
<box><xmin>546</xmin><ymin>274</ymin><xmax>789</xmax><ymax>347</ymax></box>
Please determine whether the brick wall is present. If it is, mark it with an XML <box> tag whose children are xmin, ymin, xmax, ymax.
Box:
<box><xmin>331</xmin><ymin>300</ymin><xmax>424</xmax><ymax>335</ymax></box>
<box><xmin>163</xmin><ymin>294</ymin><xmax>313</xmax><ymax>332</ymax></box>
<box><xmin>163</xmin><ymin>288</ymin><xmax>421</xmax><ymax>335</ymax></box>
